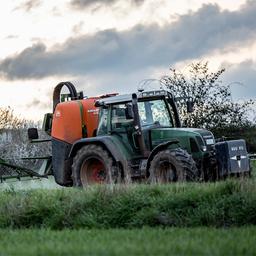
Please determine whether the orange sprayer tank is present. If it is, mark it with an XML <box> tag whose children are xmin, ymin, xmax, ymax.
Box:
<box><xmin>51</xmin><ymin>97</ymin><xmax>100</xmax><ymax>144</ymax></box>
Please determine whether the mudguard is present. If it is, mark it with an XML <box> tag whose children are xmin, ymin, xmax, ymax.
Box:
<box><xmin>69</xmin><ymin>136</ymin><xmax>128</xmax><ymax>169</ymax></box>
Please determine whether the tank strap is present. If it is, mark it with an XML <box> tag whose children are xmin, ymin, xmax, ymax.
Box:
<box><xmin>77</xmin><ymin>101</ymin><xmax>87</xmax><ymax>138</ymax></box>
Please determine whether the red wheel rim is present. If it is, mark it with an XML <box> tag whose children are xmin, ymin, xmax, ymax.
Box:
<box><xmin>91</xmin><ymin>162</ymin><xmax>106</xmax><ymax>183</ymax></box>
<box><xmin>80</xmin><ymin>158</ymin><xmax>107</xmax><ymax>185</ymax></box>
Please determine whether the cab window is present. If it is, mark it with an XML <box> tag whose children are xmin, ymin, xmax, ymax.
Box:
<box><xmin>97</xmin><ymin>108</ymin><xmax>108</xmax><ymax>135</ymax></box>
<box><xmin>138</xmin><ymin>99</ymin><xmax>173</xmax><ymax>127</ymax></box>
<box><xmin>111</xmin><ymin>104</ymin><xmax>133</xmax><ymax>131</ymax></box>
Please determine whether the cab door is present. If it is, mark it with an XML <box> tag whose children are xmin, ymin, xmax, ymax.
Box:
<box><xmin>110</xmin><ymin>103</ymin><xmax>141</xmax><ymax>156</ymax></box>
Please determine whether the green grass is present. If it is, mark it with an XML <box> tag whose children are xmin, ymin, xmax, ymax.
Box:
<box><xmin>251</xmin><ymin>159</ymin><xmax>256</xmax><ymax>175</ymax></box>
<box><xmin>0</xmin><ymin>167</ymin><xmax>255</xmax><ymax>255</ymax></box>
<box><xmin>0</xmin><ymin>179</ymin><xmax>256</xmax><ymax>229</ymax></box>
<box><xmin>0</xmin><ymin>227</ymin><xmax>256</xmax><ymax>256</ymax></box>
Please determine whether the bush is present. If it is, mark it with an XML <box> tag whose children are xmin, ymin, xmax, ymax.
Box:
<box><xmin>0</xmin><ymin>180</ymin><xmax>256</xmax><ymax>229</ymax></box>
<box><xmin>211</xmin><ymin>125</ymin><xmax>256</xmax><ymax>153</ymax></box>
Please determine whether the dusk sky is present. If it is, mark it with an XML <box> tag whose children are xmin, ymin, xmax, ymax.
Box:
<box><xmin>0</xmin><ymin>0</ymin><xmax>255</xmax><ymax>121</ymax></box>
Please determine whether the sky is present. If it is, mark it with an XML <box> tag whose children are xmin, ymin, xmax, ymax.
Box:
<box><xmin>0</xmin><ymin>0</ymin><xmax>255</xmax><ymax>121</ymax></box>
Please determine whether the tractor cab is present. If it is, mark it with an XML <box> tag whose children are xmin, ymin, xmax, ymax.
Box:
<box><xmin>96</xmin><ymin>90</ymin><xmax>180</xmax><ymax>130</ymax></box>
<box><xmin>95</xmin><ymin>90</ymin><xmax>210</xmax><ymax>161</ymax></box>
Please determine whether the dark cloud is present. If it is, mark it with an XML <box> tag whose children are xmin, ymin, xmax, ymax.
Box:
<box><xmin>71</xmin><ymin>0</ymin><xmax>116</xmax><ymax>9</ymax></box>
<box><xmin>70</xmin><ymin>0</ymin><xmax>144</xmax><ymax>9</ymax></box>
<box><xmin>13</xmin><ymin>0</ymin><xmax>42</xmax><ymax>12</ymax></box>
<box><xmin>1</xmin><ymin>1</ymin><xmax>256</xmax><ymax>80</ymax></box>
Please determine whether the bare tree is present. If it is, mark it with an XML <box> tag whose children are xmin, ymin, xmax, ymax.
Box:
<box><xmin>0</xmin><ymin>107</ymin><xmax>50</xmax><ymax>169</ymax></box>
<box><xmin>0</xmin><ymin>107</ymin><xmax>26</xmax><ymax>130</ymax></box>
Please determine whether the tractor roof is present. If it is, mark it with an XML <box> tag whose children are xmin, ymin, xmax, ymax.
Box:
<box><xmin>96</xmin><ymin>90</ymin><xmax>171</xmax><ymax>106</ymax></box>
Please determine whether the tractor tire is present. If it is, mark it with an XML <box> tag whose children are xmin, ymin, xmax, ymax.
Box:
<box><xmin>72</xmin><ymin>145</ymin><xmax>120</xmax><ymax>187</ymax></box>
<box><xmin>149</xmin><ymin>148</ymin><xmax>198</xmax><ymax>183</ymax></box>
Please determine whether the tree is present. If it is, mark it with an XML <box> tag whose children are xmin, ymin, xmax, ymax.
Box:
<box><xmin>0</xmin><ymin>107</ymin><xmax>26</xmax><ymax>130</ymax></box>
<box><xmin>160</xmin><ymin>62</ymin><xmax>254</xmax><ymax>129</ymax></box>
<box><xmin>0</xmin><ymin>107</ymin><xmax>50</xmax><ymax>170</ymax></box>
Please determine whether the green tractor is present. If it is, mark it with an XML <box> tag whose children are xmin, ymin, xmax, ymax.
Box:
<box><xmin>67</xmin><ymin>89</ymin><xmax>250</xmax><ymax>186</ymax></box>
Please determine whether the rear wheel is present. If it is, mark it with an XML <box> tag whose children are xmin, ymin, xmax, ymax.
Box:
<box><xmin>72</xmin><ymin>145</ymin><xmax>120</xmax><ymax>187</ymax></box>
<box><xmin>149</xmin><ymin>148</ymin><xmax>198</xmax><ymax>183</ymax></box>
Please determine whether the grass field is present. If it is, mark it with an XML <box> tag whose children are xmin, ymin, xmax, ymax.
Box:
<box><xmin>0</xmin><ymin>163</ymin><xmax>255</xmax><ymax>255</ymax></box>
<box><xmin>1</xmin><ymin>227</ymin><xmax>256</xmax><ymax>256</ymax></box>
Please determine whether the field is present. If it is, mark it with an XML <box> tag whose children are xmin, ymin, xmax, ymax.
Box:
<box><xmin>0</xmin><ymin>163</ymin><xmax>255</xmax><ymax>255</ymax></box>
<box><xmin>1</xmin><ymin>227</ymin><xmax>256</xmax><ymax>256</ymax></box>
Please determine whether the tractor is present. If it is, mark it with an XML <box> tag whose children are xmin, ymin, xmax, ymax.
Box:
<box><xmin>0</xmin><ymin>81</ymin><xmax>250</xmax><ymax>186</ymax></box>
<box><xmin>38</xmin><ymin>82</ymin><xmax>250</xmax><ymax>187</ymax></box>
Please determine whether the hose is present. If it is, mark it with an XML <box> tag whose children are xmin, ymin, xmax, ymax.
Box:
<box><xmin>53</xmin><ymin>81</ymin><xmax>78</xmax><ymax>112</ymax></box>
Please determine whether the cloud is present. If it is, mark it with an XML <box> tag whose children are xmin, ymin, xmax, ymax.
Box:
<box><xmin>13</xmin><ymin>0</ymin><xmax>42</xmax><ymax>12</ymax></box>
<box><xmin>26</xmin><ymin>98</ymin><xmax>51</xmax><ymax>109</ymax></box>
<box><xmin>1</xmin><ymin>1</ymin><xmax>256</xmax><ymax>80</ymax></box>
<box><xmin>72</xmin><ymin>21</ymin><xmax>84</xmax><ymax>34</ymax></box>
<box><xmin>70</xmin><ymin>0</ymin><xmax>144</xmax><ymax>9</ymax></box>
<box><xmin>5</xmin><ymin>35</ymin><xmax>19</xmax><ymax>40</ymax></box>
<box><xmin>222</xmin><ymin>60</ymin><xmax>256</xmax><ymax>100</ymax></box>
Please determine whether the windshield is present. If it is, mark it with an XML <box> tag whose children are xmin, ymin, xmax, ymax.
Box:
<box><xmin>138</xmin><ymin>99</ymin><xmax>173</xmax><ymax>127</ymax></box>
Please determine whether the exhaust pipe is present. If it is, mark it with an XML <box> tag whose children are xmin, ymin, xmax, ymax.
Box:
<box><xmin>132</xmin><ymin>93</ymin><xmax>148</xmax><ymax>158</ymax></box>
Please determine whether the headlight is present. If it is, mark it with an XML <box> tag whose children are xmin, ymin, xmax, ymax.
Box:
<box><xmin>206</xmin><ymin>138</ymin><xmax>215</xmax><ymax>145</ymax></box>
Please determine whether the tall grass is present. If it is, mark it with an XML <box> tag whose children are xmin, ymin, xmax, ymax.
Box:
<box><xmin>0</xmin><ymin>179</ymin><xmax>255</xmax><ymax>229</ymax></box>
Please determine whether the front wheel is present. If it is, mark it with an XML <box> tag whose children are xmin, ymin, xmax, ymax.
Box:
<box><xmin>72</xmin><ymin>145</ymin><xmax>120</xmax><ymax>187</ymax></box>
<box><xmin>149</xmin><ymin>148</ymin><xmax>198</xmax><ymax>183</ymax></box>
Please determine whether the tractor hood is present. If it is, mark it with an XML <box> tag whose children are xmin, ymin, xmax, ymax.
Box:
<box><xmin>149</xmin><ymin>127</ymin><xmax>215</xmax><ymax>151</ymax></box>
<box><xmin>170</xmin><ymin>127</ymin><xmax>214</xmax><ymax>138</ymax></box>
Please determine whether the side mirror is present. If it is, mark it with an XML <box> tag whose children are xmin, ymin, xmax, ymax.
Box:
<box><xmin>186</xmin><ymin>100</ymin><xmax>194</xmax><ymax>113</ymax></box>
<box><xmin>28</xmin><ymin>128</ymin><xmax>39</xmax><ymax>140</ymax></box>
<box><xmin>125</xmin><ymin>103</ymin><xmax>134</xmax><ymax>119</ymax></box>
